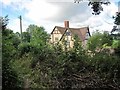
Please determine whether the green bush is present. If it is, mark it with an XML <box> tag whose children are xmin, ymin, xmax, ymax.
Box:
<box><xmin>18</xmin><ymin>43</ymin><xmax>32</xmax><ymax>57</ymax></box>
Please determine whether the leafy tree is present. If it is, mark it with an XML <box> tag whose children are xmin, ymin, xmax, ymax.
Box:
<box><xmin>114</xmin><ymin>12</ymin><xmax>120</xmax><ymax>25</ymax></box>
<box><xmin>111</xmin><ymin>12</ymin><xmax>120</xmax><ymax>56</ymax></box>
<box><xmin>30</xmin><ymin>26</ymin><xmax>47</xmax><ymax>45</ymax></box>
<box><xmin>11</xmin><ymin>24</ymin><xmax>51</xmax><ymax>88</ymax></box>
<box><xmin>0</xmin><ymin>15</ymin><xmax>9</xmax><ymax>30</ymax></box>
<box><xmin>74</xmin><ymin>0</ymin><xmax>110</xmax><ymax>15</ymax></box>
<box><xmin>17</xmin><ymin>24</ymin><xmax>49</xmax><ymax>57</ymax></box>
<box><xmin>111</xmin><ymin>12</ymin><xmax>120</xmax><ymax>34</ymax></box>
<box><xmin>88</xmin><ymin>1</ymin><xmax>110</xmax><ymax>15</ymax></box>
<box><xmin>112</xmin><ymin>40</ymin><xmax>120</xmax><ymax>56</ymax></box>
<box><xmin>73</xmin><ymin>35</ymin><xmax>83</xmax><ymax>51</ymax></box>
<box><xmin>87</xmin><ymin>32</ymin><xmax>113</xmax><ymax>51</ymax></box>
<box><xmin>29</xmin><ymin>25</ymin><xmax>50</xmax><ymax>68</ymax></box>
<box><xmin>2</xmin><ymin>29</ymin><xmax>22</xmax><ymax>89</ymax></box>
<box><xmin>22</xmin><ymin>32</ymin><xmax>31</xmax><ymax>42</ymax></box>
<box><xmin>26</xmin><ymin>24</ymin><xmax>37</xmax><ymax>34</ymax></box>
<box><xmin>1</xmin><ymin>16</ymin><xmax>22</xmax><ymax>89</ymax></box>
<box><xmin>112</xmin><ymin>40</ymin><xmax>120</xmax><ymax>48</ymax></box>
<box><xmin>26</xmin><ymin>24</ymin><xmax>49</xmax><ymax>46</ymax></box>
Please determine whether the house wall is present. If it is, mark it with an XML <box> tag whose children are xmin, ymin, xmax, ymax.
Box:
<box><xmin>59</xmin><ymin>35</ymin><xmax>74</xmax><ymax>49</ymax></box>
<box><xmin>50</xmin><ymin>26</ymin><xmax>90</xmax><ymax>49</ymax></box>
<box><xmin>70</xmin><ymin>40</ymin><xmax>74</xmax><ymax>48</ymax></box>
<box><xmin>61</xmin><ymin>30</ymin><xmax>74</xmax><ymax>48</ymax></box>
<box><xmin>50</xmin><ymin>28</ymin><xmax>62</xmax><ymax>44</ymax></box>
<box><xmin>82</xmin><ymin>32</ymin><xmax>90</xmax><ymax>47</ymax></box>
<box><xmin>59</xmin><ymin>34</ymin><xmax>89</xmax><ymax>49</ymax></box>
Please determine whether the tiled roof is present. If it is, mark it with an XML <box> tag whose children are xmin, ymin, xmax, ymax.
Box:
<box><xmin>56</xmin><ymin>26</ymin><xmax>67</xmax><ymax>34</ymax></box>
<box><xmin>70</xmin><ymin>27</ymin><xmax>89</xmax><ymax>41</ymax></box>
<box><xmin>51</xmin><ymin>26</ymin><xmax>66</xmax><ymax>34</ymax></box>
<box><xmin>51</xmin><ymin>25</ymin><xmax>90</xmax><ymax>42</ymax></box>
<box><xmin>54</xmin><ymin>26</ymin><xmax>89</xmax><ymax>40</ymax></box>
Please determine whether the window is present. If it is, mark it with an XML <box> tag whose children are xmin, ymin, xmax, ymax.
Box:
<box><xmin>85</xmin><ymin>33</ymin><xmax>90</xmax><ymax>39</ymax></box>
<box><xmin>66</xmin><ymin>31</ymin><xmax>71</xmax><ymax>36</ymax></box>
<box><xmin>55</xmin><ymin>37</ymin><xmax>58</xmax><ymax>41</ymax></box>
<box><xmin>66</xmin><ymin>41</ymin><xmax>70</xmax><ymax>46</ymax></box>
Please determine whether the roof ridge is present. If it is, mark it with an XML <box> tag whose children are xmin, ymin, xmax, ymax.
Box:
<box><xmin>55</xmin><ymin>26</ymin><xmax>88</xmax><ymax>29</ymax></box>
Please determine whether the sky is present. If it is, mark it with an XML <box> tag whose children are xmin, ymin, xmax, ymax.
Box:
<box><xmin>1</xmin><ymin>0</ymin><xmax>120</xmax><ymax>34</ymax></box>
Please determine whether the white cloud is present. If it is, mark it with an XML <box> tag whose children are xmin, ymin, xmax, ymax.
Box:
<box><xmin>1</xmin><ymin>0</ymin><xmax>31</xmax><ymax>11</ymax></box>
<box><xmin>24</xmin><ymin>0</ymin><xmax>59</xmax><ymax>23</ymax></box>
<box><xmin>7</xmin><ymin>18</ymin><xmax>29</xmax><ymax>33</ymax></box>
<box><xmin>23</xmin><ymin>0</ymin><xmax>93</xmax><ymax>33</ymax></box>
<box><xmin>102</xmin><ymin>2</ymin><xmax>118</xmax><ymax>17</ymax></box>
<box><xmin>1</xmin><ymin>0</ymin><xmax>13</xmax><ymax>5</ymax></box>
<box><xmin>81</xmin><ymin>2</ymin><xmax>118</xmax><ymax>34</ymax></box>
<box><xmin>1</xmin><ymin>0</ymin><xmax>118</xmax><ymax>34</ymax></box>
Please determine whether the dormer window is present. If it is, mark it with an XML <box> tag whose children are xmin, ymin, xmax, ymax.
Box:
<box><xmin>85</xmin><ymin>33</ymin><xmax>90</xmax><ymax>40</ymax></box>
<box><xmin>66</xmin><ymin>31</ymin><xmax>71</xmax><ymax>36</ymax></box>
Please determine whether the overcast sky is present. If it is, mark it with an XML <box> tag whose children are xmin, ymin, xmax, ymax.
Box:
<box><xmin>1</xmin><ymin>0</ymin><xmax>119</xmax><ymax>34</ymax></box>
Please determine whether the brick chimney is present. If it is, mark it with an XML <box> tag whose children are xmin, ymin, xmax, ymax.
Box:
<box><xmin>64</xmin><ymin>21</ymin><xmax>69</xmax><ymax>28</ymax></box>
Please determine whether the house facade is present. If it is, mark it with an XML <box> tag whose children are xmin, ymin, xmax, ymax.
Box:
<box><xmin>50</xmin><ymin>21</ymin><xmax>91</xmax><ymax>48</ymax></box>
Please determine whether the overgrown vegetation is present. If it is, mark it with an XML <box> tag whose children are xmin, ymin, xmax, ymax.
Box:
<box><xmin>1</xmin><ymin>9</ymin><xmax>120</xmax><ymax>89</ymax></box>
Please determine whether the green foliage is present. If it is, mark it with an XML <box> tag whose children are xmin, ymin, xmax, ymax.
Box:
<box><xmin>112</xmin><ymin>40</ymin><xmax>120</xmax><ymax>48</ymax></box>
<box><xmin>2</xmin><ymin>29</ymin><xmax>22</xmax><ymax>89</ymax></box>
<box><xmin>26</xmin><ymin>24</ymin><xmax>49</xmax><ymax>47</ymax></box>
<box><xmin>11</xmin><ymin>53</ymin><xmax>33</xmax><ymax>88</ymax></box>
<box><xmin>88</xmin><ymin>1</ymin><xmax>110</xmax><ymax>15</ymax></box>
<box><xmin>114</xmin><ymin>12</ymin><xmax>120</xmax><ymax>25</ymax></box>
<box><xmin>86</xmin><ymin>52</ymin><xmax>120</xmax><ymax>88</ymax></box>
<box><xmin>18</xmin><ymin>42</ymin><xmax>32</xmax><ymax>57</ymax></box>
<box><xmin>73</xmin><ymin>35</ymin><xmax>82</xmax><ymax>50</ymax></box>
<box><xmin>112</xmin><ymin>40</ymin><xmax>120</xmax><ymax>56</ymax></box>
<box><xmin>2</xmin><ymin>62</ymin><xmax>23</xmax><ymax>89</ymax></box>
<box><xmin>74</xmin><ymin>0</ymin><xmax>110</xmax><ymax>15</ymax></box>
<box><xmin>3</xmin><ymin>23</ymin><xmax>120</xmax><ymax>89</ymax></box>
<box><xmin>22</xmin><ymin>32</ymin><xmax>31</xmax><ymax>42</ymax></box>
<box><xmin>87</xmin><ymin>32</ymin><xmax>113</xmax><ymax>51</ymax></box>
<box><xmin>2</xmin><ymin>29</ymin><xmax>20</xmax><ymax>61</ymax></box>
<box><xmin>0</xmin><ymin>15</ymin><xmax>9</xmax><ymax>30</ymax></box>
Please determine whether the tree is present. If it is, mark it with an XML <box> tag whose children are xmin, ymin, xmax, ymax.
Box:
<box><xmin>2</xmin><ymin>16</ymin><xmax>22</xmax><ymax>89</ymax></box>
<box><xmin>111</xmin><ymin>12</ymin><xmax>120</xmax><ymax>41</ymax></box>
<box><xmin>74</xmin><ymin>0</ymin><xmax>110</xmax><ymax>15</ymax></box>
<box><xmin>87</xmin><ymin>32</ymin><xmax>113</xmax><ymax>51</ymax></box>
<box><xmin>0</xmin><ymin>15</ymin><xmax>9</xmax><ymax>30</ymax></box>
<box><xmin>114</xmin><ymin>12</ymin><xmax>120</xmax><ymax>25</ymax></box>
<box><xmin>2</xmin><ymin>29</ymin><xmax>22</xmax><ymax>89</ymax></box>
<box><xmin>88</xmin><ymin>1</ymin><xmax>110</xmax><ymax>15</ymax></box>
<box><xmin>22</xmin><ymin>32</ymin><xmax>31</xmax><ymax>42</ymax></box>
<box><xmin>26</xmin><ymin>24</ymin><xmax>49</xmax><ymax>47</ymax></box>
<box><xmin>18</xmin><ymin>25</ymin><xmax>49</xmax><ymax>57</ymax></box>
